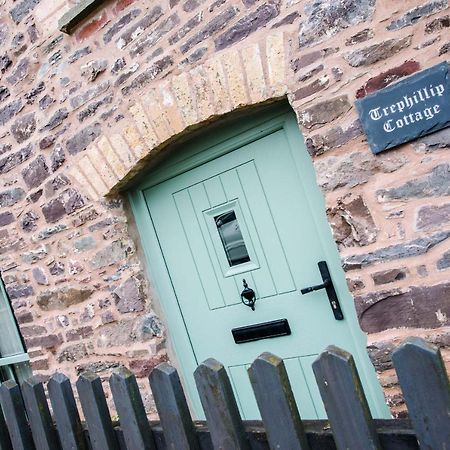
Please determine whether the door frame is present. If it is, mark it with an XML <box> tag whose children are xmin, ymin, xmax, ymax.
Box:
<box><xmin>128</xmin><ymin>102</ymin><xmax>378</xmax><ymax>417</ymax></box>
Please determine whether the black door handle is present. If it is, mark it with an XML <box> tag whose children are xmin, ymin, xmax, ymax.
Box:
<box><xmin>301</xmin><ymin>261</ymin><xmax>344</xmax><ymax>320</ymax></box>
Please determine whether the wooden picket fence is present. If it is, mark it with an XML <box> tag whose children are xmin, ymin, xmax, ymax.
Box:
<box><xmin>0</xmin><ymin>337</ymin><xmax>449</xmax><ymax>450</ymax></box>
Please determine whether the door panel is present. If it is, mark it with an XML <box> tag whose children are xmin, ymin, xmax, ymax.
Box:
<box><xmin>133</xmin><ymin>108</ymin><xmax>389</xmax><ymax>419</ymax></box>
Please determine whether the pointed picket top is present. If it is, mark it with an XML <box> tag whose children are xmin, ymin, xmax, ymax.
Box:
<box><xmin>48</xmin><ymin>372</ymin><xmax>88</xmax><ymax>450</ymax></box>
<box><xmin>393</xmin><ymin>337</ymin><xmax>450</xmax><ymax>449</ymax></box>
<box><xmin>195</xmin><ymin>358</ymin><xmax>250</xmax><ymax>450</ymax></box>
<box><xmin>150</xmin><ymin>363</ymin><xmax>200</xmax><ymax>450</ymax></box>
<box><xmin>110</xmin><ymin>367</ymin><xmax>156</xmax><ymax>450</ymax></box>
<box><xmin>313</xmin><ymin>346</ymin><xmax>382</xmax><ymax>450</ymax></box>
<box><xmin>0</xmin><ymin>400</ymin><xmax>12</xmax><ymax>450</ymax></box>
<box><xmin>249</xmin><ymin>352</ymin><xmax>310</xmax><ymax>450</ymax></box>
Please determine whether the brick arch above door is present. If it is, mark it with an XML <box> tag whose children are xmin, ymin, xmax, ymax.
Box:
<box><xmin>67</xmin><ymin>31</ymin><xmax>289</xmax><ymax>200</ymax></box>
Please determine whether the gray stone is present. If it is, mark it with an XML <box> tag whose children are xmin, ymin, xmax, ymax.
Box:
<box><xmin>372</xmin><ymin>268</ymin><xmax>408</xmax><ymax>285</ymax></box>
<box><xmin>425</xmin><ymin>14</ymin><xmax>450</xmax><ymax>33</ymax></box>
<box><xmin>121</xmin><ymin>56</ymin><xmax>173</xmax><ymax>96</ymax></box>
<box><xmin>0</xmin><ymin>99</ymin><xmax>22</xmax><ymax>126</ymax></box>
<box><xmin>111</xmin><ymin>57</ymin><xmax>126</xmax><ymax>74</ymax></box>
<box><xmin>139</xmin><ymin>314</ymin><xmax>163</xmax><ymax>338</ymax></box>
<box><xmin>0</xmin><ymin>143</ymin><xmax>32</xmax><ymax>175</ymax></box>
<box><xmin>103</xmin><ymin>9</ymin><xmax>141</xmax><ymax>44</ymax></box>
<box><xmin>6</xmin><ymin>57</ymin><xmax>29</xmax><ymax>85</ymax></box>
<box><xmin>180</xmin><ymin>47</ymin><xmax>207</xmax><ymax>66</ymax></box>
<box><xmin>437</xmin><ymin>250</ymin><xmax>450</xmax><ymax>270</ymax></box>
<box><xmin>6</xmin><ymin>284</ymin><xmax>34</xmax><ymax>299</ymax></box>
<box><xmin>12</xmin><ymin>32</ymin><xmax>27</xmax><ymax>56</ymax></box>
<box><xmin>0</xmin><ymin>23</ymin><xmax>8</xmax><ymax>46</ymax></box>
<box><xmin>39</xmin><ymin>94</ymin><xmax>54</xmax><ymax>110</ymax></box>
<box><xmin>32</xmin><ymin>224</ymin><xmax>68</xmax><ymax>241</ymax></box>
<box><xmin>41</xmin><ymin>198</ymin><xmax>65</xmax><ymax>223</ymax></box>
<box><xmin>414</xmin><ymin>127</ymin><xmax>450</xmax><ymax>150</ymax></box>
<box><xmin>386</xmin><ymin>0</ymin><xmax>448</xmax><ymax>31</ymax></box>
<box><xmin>416</xmin><ymin>203</ymin><xmax>450</xmax><ymax>230</ymax></box>
<box><xmin>21</xmin><ymin>245</ymin><xmax>48</xmax><ymax>264</ymax></box>
<box><xmin>68</xmin><ymin>46</ymin><xmax>92</xmax><ymax>64</ymax></box>
<box><xmin>299</xmin><ymin>95</ymin><xmax>351</xmax><ymax>129</ymax></box>
<box><xmin>0</xmin><ymin>54</ymin><xmax>12</xmax><ymax>74</ymax></box>
<box><xmin>10</xmin><ymin>0</ymin><xmax>40</xmax><ymax>24</ymax></box>
<box><xmin>116</xmin><ymin>6</ymin><xmax>163</xmax><ymax>49</ymax></box>
<box><xmin>355</xmin><ymin>282</ymin><xmax>450</xmax><ymax>332</ymax></box>
<box><xmin>22</xmin><ymin>155</ymin><xmax>49</xmax><ymax>189</ymax></box>
<box><xmin>306</xmin><ymin>120</ymin><xmax>362</xmax><ymax>156</ymax></box>
<box><xmin>180</xmin><ymin>6</ymin><xmax>238</xmax><ymax>53</ymax></box>
<box><xmin>32</xmin><ymin>267</ymin><xmax>49</xmax><ymax>285</ymax></box>
<box><xmin>327</xmin><ymin>193</ymin><xmax>377</xmax><ymax>248</ymax></box>
<box><xmin>113</xmin><ymin>276</ymin><xmax>145</xmax><ymax>313</ymax></box>
<box><xmin>11</xmin><ymin>112</ymin><xmax>36</xmax><ymax>143</ymax></box>
<box><xmin>24</xmin><ymin>82</ymin><xmax>45</xmax><ymax>105</ymax></box>
<box><xmin>70</xmin><ymin>81</ymin><xmax>110</xmax><ymax>110</ymax></box>
<box><xmin>169</xmin><ymin>12</ymin><xmax>203</xmax><ymax>45</ymax></box>
<box><xmin>57</xmin><ymin>343</ymin><xmax>88</xmax><ymax>363</ymax></box>
<box><xmin>129</xmin><ymin>14</ymin><xmax>180</xmax><ymax>58</ymax></box>
<box><xmin>96</xmin><ymin>318</ymin><xmax>137</xmax><ymax>348</ymax></box>
<box><xmin>66</xmin><ymin>123</ymin><xmax>102</xmax><ymax>155</ymax></box>
<box><xmin>344</xmin><ymin>36</ymin><xmax>412</xmax><ymax>67</ymax></box>
<box><xmin>21</xmin><ymin>210</ymin><xmax>39</xmax><ymax>232</ymax></box>
<box><xmin>91</xmin><ymin>240</ymin><xmax>134</xmax><ymax>269</ymax></box>
<box><xmin>0</xmin><ymin>211</ymin><xmax>14</xmax><ymax>227</ymax></box>
<box><xmin>299</xmin><ymin>0</ymin><xmax>375</xmax><ymax>47</ymax></box>
<box><xmin>77</xmin><ymin>93</ymin><xmax>113</xmax><ymax>122</ymax></box>
<box><xmin>27</xmin><ymin>23</ymin><xmax>39</xmax><ymax>43</ymax></box>
<box><xmin>74</xmin><ymin>235</ymin><xmax>96</xmax><ymax>251</ymax></box>
<box><xmin>343</xmin><ymin>230</ymin><xmax>450</xmax><ymax>270</ymax></box>
<box><xmin>215</xmin><ymin>1</ymin><xmax>280</xmax><ymax>51</ymax></box>
<box><xmin>377</xmin><ymin>164</ymin><xmax>450</xmax><ymax>201</ymax></box>
<box><xmin>80</xmin><ymin>59</ymin><xmax>108</xmax><ymax>81</ymax></box>
<box><xmin>37</xmin><ymin>286</ymin><xmax>95</xmax><ymax>311</ymax></box>
<box><xmin>42</xmin><ymin>188</ymin><xmax>85</xmax><ymax>223</ymax></box>
<box><xmin>49</xmin><ymin>261</ymin><xmax>65</xmax><ymax>275</ymax></box>
<box><xmin>345</xmin><ymin>28</ymin><xmax>374</xmax><ymax>46</ymax></box>
<box><xmin>0</xmin><ymin>187</ymin><xmax>25</xmax><ymax>208</ymax></box>
<box><xmin>439</xmin><ymin>41</ymin><xmax>450</xmax><ymax>55</ymax></box>
<box><xmin>44</xmin><ymin>174</ymin><xmax>71</xmax><ymax>197</ymax></box>
<box><xmin>315</xmin><ymin>151</ymin><xmax>407</xmax><ymax>191</ymax></box>
<box><xmin>367</xmin><ymin>340</ymin><xmax>395</xmax><ymax>371</ymax></box>
<box><xmin>26</xmin><ymin>334</ymin><xmax>63</xmax><ymax>349</ymax></box>
<box><xmin>50</xmin><ymin>145</ymin><xmax>66</xmax><ymax>172</ymax></box>
<box><xmin>41</xmin><ymin>108</ymin><xmax>68</xmax><ymax>131</ymax></box>
<box><xmin>0</xmin><ymin>85</ymin><xmax>10</xmax><ymax>103</ymax></box>
<box><xmin>39</xmin><ymin>136</ymin><xmax>55</xmax><ymax>150</ymax></box>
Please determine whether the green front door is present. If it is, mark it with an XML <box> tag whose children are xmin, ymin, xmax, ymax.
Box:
<box><xmin>130</xmin><ymin>105</ymin><xmax>389</xmax><ymax>419</ymax></box>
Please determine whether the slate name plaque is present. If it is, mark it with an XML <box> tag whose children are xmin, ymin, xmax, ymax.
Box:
<box><xmin>355</xmin><ymin>62</ymin><xmax>450</xmax><ymax>154</ymax></box>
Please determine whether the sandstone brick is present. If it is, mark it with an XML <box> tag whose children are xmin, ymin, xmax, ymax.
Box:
<box><xmin>68</xmin><ymin>166</ymin><xmax>99</xmax><ymax>201</ymax></box>
<box><xmin>130</xmin><ymin>101</ymin><xmax>159</xmax><ymax>149</ymax></box>
<box><xmin>204</xmin><ymin>56</ymin><xmax>231</xmax><ymax>115</ymax></box>
<box><xmin>141</xmin><ymin>89</ymin><xmax>172</xmax><ymax>143</ymax></box>
<box><xmin>221</xmin><ymin>50</ymin><xmax>248</xmax><ymax>109</ymax></box>
<box><xmin>78</xmin><ymin>155</ymin><xmax>108</xmax><ymax>197</ymax></box>
<box><xmin>190</xmin><ymin>66</ymin><xmax>215</xmax><ymax>122</ymax></box>
<box><xmin>157</xmin><ymin>81</ymin><xmax>186</xmax><ymax>136</ymax></box>
<box><xmin>97</xmin><ymin>136</ymin><xmax>127</xmax><ymax>179</ymax></box>
<box><xmin>241</xmin><ymin>44</ymin><xmax>266</xmax><ymax>103</ymax></box>
<box><xmin>266</xmin><ymin>32</ymin><xmax>286</xmax><ymax>96</ymax></box>
<box><xmin>171</xmin><ymin>72</ymin><xmax>197</xmax><ymax>127</ymax></box>
<box><xmin>121</xmin><ymin>126</ymin><xmax>148</xmax><ymax>160</ymax></box>
<box><xmin>89</xmin><ymin>146</ymin><xmax>118</xmax><ymax>190</ymax></box>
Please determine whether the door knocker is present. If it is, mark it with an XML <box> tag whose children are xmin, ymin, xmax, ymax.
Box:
<box><xmin>240</xmin><ymin>279</ymin><xmax>256</xmax><ymax>311</ymax></box>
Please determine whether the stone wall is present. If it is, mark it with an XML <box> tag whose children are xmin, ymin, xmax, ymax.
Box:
<box><xmin>0</xmin><ymin>0</ymin><xmax>449</xmax><ymax>417</ymax></box>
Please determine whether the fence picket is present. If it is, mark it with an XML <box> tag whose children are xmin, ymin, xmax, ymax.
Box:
<box><xmin>392</xmin><ymin>337</ymin><xmax>450</xmax><ymax>449</ymax></box>
<box><xmin>194</xmin><ymin>358</ymin><xmax>250</xmax><ymax>450</ymax></box>
<box><xmin>0</xmin><ymin>402</ymin><xmax>12</xmax><ymax>450</ymax></box>
<box><xmin>249</xmin><ymin>352</ymin><xmax>310</xmax><ymax>450</ymax></box>
<box><xmin>48</xmin><ymin>373</ymin><xmax>88</xmax><ymax>450</ymax></box>
<box><xmin>76</xmin><ymin>372</ymin><xmax>120</xmax><ymax>450</ymax></box>
<box><xmin>22</xmin><ymin>376</ymin><xmax>60</xmax><ymax>450</ymax></box>
<box><xmin>312</xmin><ymin>346</ymin><xmax>382</xmax><ymax>450</ymax></box>
<box><xmin>0</xmin><ymin>380</ymin><xmax>35</xmax><ymax>450</ymax></box>
<box><xmin>149</xmin><ymin>363</ymin><xmax>200</xmax><ymax>450</ymax></box>
<box><xmin>110</xmin><ymin>367</ymin><xmax>156</xmax><ymax>450</ymax></box>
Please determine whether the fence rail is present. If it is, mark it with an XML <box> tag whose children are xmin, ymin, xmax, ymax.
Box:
<box><xmin>0</xmin><ymin>337</ymin><xmax>449</xmax><ymax>450</ymax></box>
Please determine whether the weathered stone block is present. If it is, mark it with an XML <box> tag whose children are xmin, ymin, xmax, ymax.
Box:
<box><xmin>129</xmin><ymin>354</ymin><xmax>168</xmax><ymax>377</ymax></box>
<box><xmin>328</xmin><ymin>193</ymin><xmax>377</xmax><ymax>248</ymax></box>
<box><xmin>343</xmin><ymin>230</ymin><xmax>450</xmax><ymax>269</ymax></box>
<box><xmin>41</xmin><ymin>108</ymin><xmax>69</xmax><ymax>131</ymax></box>
<box><xmin>6</xmin><ymin>57</ymin><xmax>29</xmax><ymax>85</ymax></box>
<box><xmin>0</xmin><ymin>144</ymin><xmax>32</xmax><ymax>175</ymax></box>
<box><xmin>0</xmin><ymin>99</ymin><xmax>22</xmax><ymax>126</ymax></box>
<box><xmin>356</xmin><ymin>60</ymin><xmax>421</xmax><ymax>99</ymax></box>
<box><xmin>22</xmin><ymin>155</ymin><xmax>49</xmax><ymax>189</ymax></box>
<box><xmin>344</xmin><ymin>36</ymin><xmax>412</xmax><ymax>67</ymax></box>
<box><xmin>215</xmin><ymin>1</ymin><xmax>280</xmax><ymax>51</ymax></box>
<box><xmin>32</xmin><ymin>267</ymin><xmax>49</xmax><ymax>285</ymax></box>
<box><xmin>113</xmin><ymin>276</ymin><xmax>145</xmax><ymax>313</ymax></box>
<box><xmin>0</xmin><ymin>85</ymin><xmax>10</xmax><ymax>103</ymax></box>
<box><xmin>386</xmin><ymin>0</ymin><xmax>448</xmax><ymax>31</ymax></box>
<box><xmin>298</xmin><ymin>95</ymin><xmax>351</xmax><ymax>129</ymax></box>
<box><xmin>425</xmin><ymin>14</ymin><xmax>450</xmax><ymax>33</ymax></box>
<box><xmin>26</xmin><ymin>334</ymin><xmax>63</xmax><ymax>349</ymax></box>
<box><xmin>103</xmin><ymin>8</ymin><xmax>141</xmax><ymax>44</ymax></box>
<box><xmin>66</xmin><ymin>122</ymin><xmax>102</xmax><ymax>155</ymax></box>
<box><xmin>80</xmin><ymin>59</ymin><xmax>108</xmax><ymax>81</ymax></box>
<box><xmin>437</xmin><ymin>250</ymin><xmax>450</xmax><ymax>270</ymax></box>
<box><xmin>416</xmin><ymin>203</ymin><xmax>450</xmax><ymax>230</ymax></box>
<box><xmin>74</xmin><ymin>235</ymin><xmax>96</xmax><ymax>251</ymax></box>
<box><xmin>91</xmin><ymin>240</ymin><xmax>133</xmax><ymax>269</ymax></box>
<box><xmin>299</xmin><ymin>0</ymin><xmax>375</xmax><ymax>47</ymax></box>
<box><xmin>6</xmin><ymin>283</ymin><xmax>34</xmax><ymax>299</ymax></box>
<box><xmin>355</xmin><ymin>282</ymin><xmax>450</xmax><ymax>332</ymax></box>
<box><xmin>345</xmin><ymin>28</ymin><xmax>374</xmax><ymax>46</ymax></box>
<box><xmin>37</xmin><ymin>286</ymin><xmax>95</xmax><ymax>310</ymax></box>
<box><xmin>371</xmin><ymin>268</ymin><xmax>408</xmax><ymax>285</ymax></box>
<box><xmin>0</xmin><ymin>211</ymin><xmax>14</xmax><ymax>227</ymax></box>
<box><xmin>57</xmin><ymin>343</ymin><xmax>88</xmax><ymax>363</ymax></box>
<box><xmin>377</xmin><ymin>164</ymin><xmax>450</xmax><ymax>201</ymax></box>
<box><xmin>10</xmin><ymin>0</ymin><xmax>40</xmax><ymax>24</ymax></box>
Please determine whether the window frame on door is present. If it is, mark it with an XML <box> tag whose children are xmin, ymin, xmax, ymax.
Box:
<box><xmin>0</xmin><ymin>276</ymin><xmax>31</xmax><ymax>383</ymax></box>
